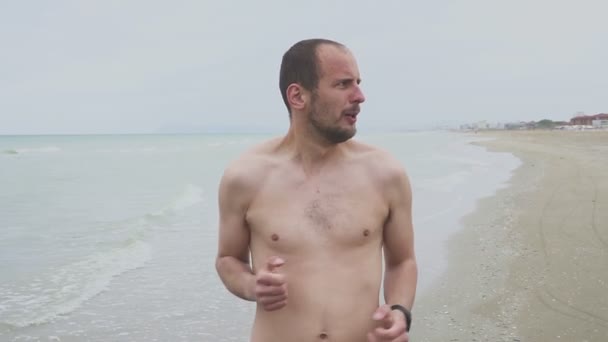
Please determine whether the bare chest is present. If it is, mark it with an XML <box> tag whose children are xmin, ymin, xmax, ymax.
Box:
<box><xmin>246</xmin><ymin>171</ymin><xmax>388</xmax><ymax>252</ymax></box>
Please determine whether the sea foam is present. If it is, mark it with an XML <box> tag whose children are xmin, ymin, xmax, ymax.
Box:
<box><xmin>0</xmin><ymin>240</ymin><xmax>151</xmax><ymax>329</ymax></box>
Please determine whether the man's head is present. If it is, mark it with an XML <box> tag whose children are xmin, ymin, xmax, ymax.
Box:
<box><xmin>279</xmin><ymin>39</ymin><xmax>366</xmax><ymax>144</ymax></box>
<box><xmin>279</xmin><ymin>39</ymin><xmax>344</xmax><ymax>114</ymax></box>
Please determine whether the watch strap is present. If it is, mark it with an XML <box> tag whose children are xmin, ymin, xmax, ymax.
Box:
<box><xmin>390</xmin><ymin>304</ymin><xmax>412</xmax><ymax>332</ymax></box>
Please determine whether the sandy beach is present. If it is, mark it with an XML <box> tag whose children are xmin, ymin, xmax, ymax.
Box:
<box><xmin>411</xmin><ymin>130</ymin><xmax>608</xmax><ymax>342</ymax></box>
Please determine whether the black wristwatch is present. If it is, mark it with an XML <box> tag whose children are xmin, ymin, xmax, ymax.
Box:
<box><xmin>390</xmin><ymin>304</ymin><xmax>412</xmax><ymax>332</ymax></box>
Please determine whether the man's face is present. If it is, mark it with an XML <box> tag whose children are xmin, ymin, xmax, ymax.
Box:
<box><xmin>307</xmin><ymin>45</ymin><xmax>366</xmax><ymax>144</ymax></box>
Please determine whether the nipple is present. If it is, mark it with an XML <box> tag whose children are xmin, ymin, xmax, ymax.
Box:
<box><xmin>271</xmin><ymin>233</ymin><xmax>279</xmax><ymax>241</ymax></box>
<box><xmin>363</xmin><ymin>229</ymin><xmax>370</xmax><ymax>237</ymax></box>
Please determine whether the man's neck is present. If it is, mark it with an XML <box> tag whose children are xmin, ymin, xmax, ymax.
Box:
<box><xmin>279</xmin><ymin>125</ymin><xmax>344</xmax><ymax>176</ymax></box>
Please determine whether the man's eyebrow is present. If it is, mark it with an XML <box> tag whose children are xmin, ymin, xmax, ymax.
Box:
<box><xmin>335</xmin><ymin>77</ymin><xmax>362</xmax><ymax>84</ymax></box>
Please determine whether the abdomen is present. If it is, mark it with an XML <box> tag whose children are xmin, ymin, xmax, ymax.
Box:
<box><xmin>251</xmin><ymin>249</ymin><xmax>383</xmax><ymax>342</ymax></box>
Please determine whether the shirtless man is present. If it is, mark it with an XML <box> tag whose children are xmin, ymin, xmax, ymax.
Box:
<box><xmin>215</xmin><ymin>38</ymin><xmax>417</xmax><ymax>342</ymax></box>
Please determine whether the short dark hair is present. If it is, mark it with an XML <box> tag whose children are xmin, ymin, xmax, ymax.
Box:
<box><xmin>279</xmin><ymin>38</ymin><xmax>345</xmax><ymax>116</ymax></box>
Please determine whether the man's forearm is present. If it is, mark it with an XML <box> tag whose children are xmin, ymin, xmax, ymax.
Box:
<box><xmin>215</xmin><ymin>255</ymin><xmax>256</xmax><ymax>301</ymax></box>
<box><xmin>383</xmin><ymin>258</ymin><xmax>418</xmax><ymax>310</ymax></box>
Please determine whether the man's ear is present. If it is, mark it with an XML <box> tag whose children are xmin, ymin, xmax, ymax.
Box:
<box><xmin>286</xmin><ymin>84</ymin><xmax>308</xmax><ymax>111</ymax></box>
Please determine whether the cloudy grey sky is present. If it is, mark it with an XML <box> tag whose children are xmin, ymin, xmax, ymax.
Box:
<box><xmin>1</xmin><ymin>0</ymin><xmax>606</xmax><ymax>134</ymax></box>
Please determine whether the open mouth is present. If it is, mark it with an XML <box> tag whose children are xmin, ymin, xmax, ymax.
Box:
<box><xmin>344</xmin><ymin>112</ymin><xmax>358</xmax><ymax>123</ymax></box>
<box><xmin>344</xmin><ymin>109</ymin><xmax>359</xmax><ymax>118</ymax></box>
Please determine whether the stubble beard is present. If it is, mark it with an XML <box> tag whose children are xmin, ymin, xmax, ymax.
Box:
<box><xmin>309</xmin><ymin>94</ymin><xmax>356</xmax><ymax>144</ymax></box>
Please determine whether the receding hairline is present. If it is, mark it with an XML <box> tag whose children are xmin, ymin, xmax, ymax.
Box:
<box><xmin>313</xmin><ymin>43</ymin><xmax>352</xmax><ymax>80</ymax></box>
<box><xmin>313</xmin><ymin>44</ymin><xmax>359</xmax><ymax>84</ymax></box>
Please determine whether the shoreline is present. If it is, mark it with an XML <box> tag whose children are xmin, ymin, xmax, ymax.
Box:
<box><xmin>411</xmin><ymin>130</ymin><xmax>608</xmax><ymax>341</ymax></box>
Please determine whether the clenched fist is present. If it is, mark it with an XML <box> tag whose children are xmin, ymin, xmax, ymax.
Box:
<box><xmin>254</xmin><ymin>256</ymin><xmax>288</xmax><ymax>311</ymax></box>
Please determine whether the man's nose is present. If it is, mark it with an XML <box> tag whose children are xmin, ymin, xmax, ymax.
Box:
<box><xmin>351</xmin><ymin>85</ymin><xmax>366</xmax><ymax>103</ymax></box>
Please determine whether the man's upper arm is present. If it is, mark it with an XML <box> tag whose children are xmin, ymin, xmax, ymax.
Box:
<box><xmin>217</xmin><ymin>163</ymin><xmax>253</xmax><ymax>263</ymax></box>
<box><xmin>382</xmin><ymin>160</ymin><xmax>415</xmax><ymax>266</ymax></box>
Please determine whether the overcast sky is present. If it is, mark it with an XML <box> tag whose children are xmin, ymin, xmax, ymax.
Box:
<box><xmin>1</xmin><ymin>0</ymin><xmax>606</xmax><ymax>134</ymax></box>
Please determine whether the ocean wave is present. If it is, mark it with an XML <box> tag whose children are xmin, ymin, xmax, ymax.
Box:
<box><xmin>0</xmin><ymin>184</ymin><xmax>203</xmax><ymax>330</ymax></box>
<box><xmin>0</xmin><ymin>240</ymin><xmax>151</xmax><ymax>329</ymax></box>
<box><xmin>206</xmin><ymin>138</ymin><xmax>256</xmax><ymax>147</ymax></box>
<box><xmin>416</xmin><ymin>170</ymin><xmax>473</xmax><ymax>192</ymax></box>
<box><xmin>117</xmin><ymin>147</ymin><xmax>161</xmax><ymax>153</ymax></box>
<box><xmin>88</xmin><ymin>184</ymin><xmax>205</xmax><ymax>236</ymax></box>
<box><xmin>428</xmin><ymin>154</ymin><xmax>491</xmax><ymax>167</ymax></box>
<box><xmin>145</xmin><ymin>184</ymin><xmax>204</xmax><ymax>222</ymax></box>
<box><xmin>415</xmin><ymin>195</ymin><xmax>465</xmax><ymax>224</ymax></box>
<box><xmin>169</xmin><ymin>184</ymin><xmax>204</xmax><ymax>212</ymax></box>
<box><xmin>2</xmin><ymin>146</ymin><xmax>62</xmax><ymax>155</ymax></box>
<box><xmin>94</xmin><ymin>146</ymin><xmax>185</xmax><ymax>154</ymax></box>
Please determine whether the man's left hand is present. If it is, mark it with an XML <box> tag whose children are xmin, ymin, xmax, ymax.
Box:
<box><xmin>367</xmin><ymin>304</ymin><xmax>409</xmax><ymax>342</ymax></box>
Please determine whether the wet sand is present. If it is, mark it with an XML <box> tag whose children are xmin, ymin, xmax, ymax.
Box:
<box><xmin>411</xmin><ymin>130</ymin><xmax>608</xmax><ymax>341</ymax></box>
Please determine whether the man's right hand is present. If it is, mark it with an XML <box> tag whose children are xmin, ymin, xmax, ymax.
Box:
<box><xmin>254</xmin><ymin>256</ymin><xmax>287</xmax><ymax>311</ymax></box>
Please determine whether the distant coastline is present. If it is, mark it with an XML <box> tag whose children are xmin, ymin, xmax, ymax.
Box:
<box><xmin>457</xmin><ymin>112</ymin><xmax>608</xmax><ymax>132</ymax></box>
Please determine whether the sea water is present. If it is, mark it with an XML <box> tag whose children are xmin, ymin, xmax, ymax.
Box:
<box><xmin>0</xmin><ymin>131</ymin><xmax>519</xmax><ymax>341</ymax></box>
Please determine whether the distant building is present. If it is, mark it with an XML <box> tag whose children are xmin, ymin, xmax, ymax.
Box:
<box><xmin>504</xmin><ymin>121</ymin><xmax>537</xmax><ymax>130</ymax></box>
<box><xmin>472</xmin><ymin>121</ymin><xmax>490</xmax><ymax>130</ymax></box>
<box><xmin>570</xmin><ymin>113</ymin><xmax>608</xmax><ymax>125</ymax></box>
<box><xmin>593</xmin><ymin>119</ymin><xmax>608</xmax><ymax>128</ymax></box>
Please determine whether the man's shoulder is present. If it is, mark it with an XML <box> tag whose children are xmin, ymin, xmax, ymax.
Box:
<box><xmin>347</xmin><ymin>140</ymin><xmax>412</xmax><ymax>203</ymax></box>
<box><xmin>349</xmin><ymin>140</ymin><xmax>405</xmax><ymax>174</ymax></box>
<box><xmin>220</xmin><ymin>137</ymin><xmax>282</xmax><ymax>189</ymax></box>
<box><xmin>346</xmin><ymin>140</ymin><xmax>410</xmax><ymax>194</ymax></box>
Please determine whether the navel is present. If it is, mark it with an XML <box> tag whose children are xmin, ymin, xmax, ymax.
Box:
<box><xmin>363</xmin><ymin>229</ymin><xmax>370</xmax><ymax>237</ymax></box>
<box><xmin>319</xmin><ymin>332</ymin><xmax>328</xmax><ymax>339</ymax></box>
<box><xmin>271</xmin><ymin>233</ymin><xmax>279</xmax><ymax>241</ymax></box>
